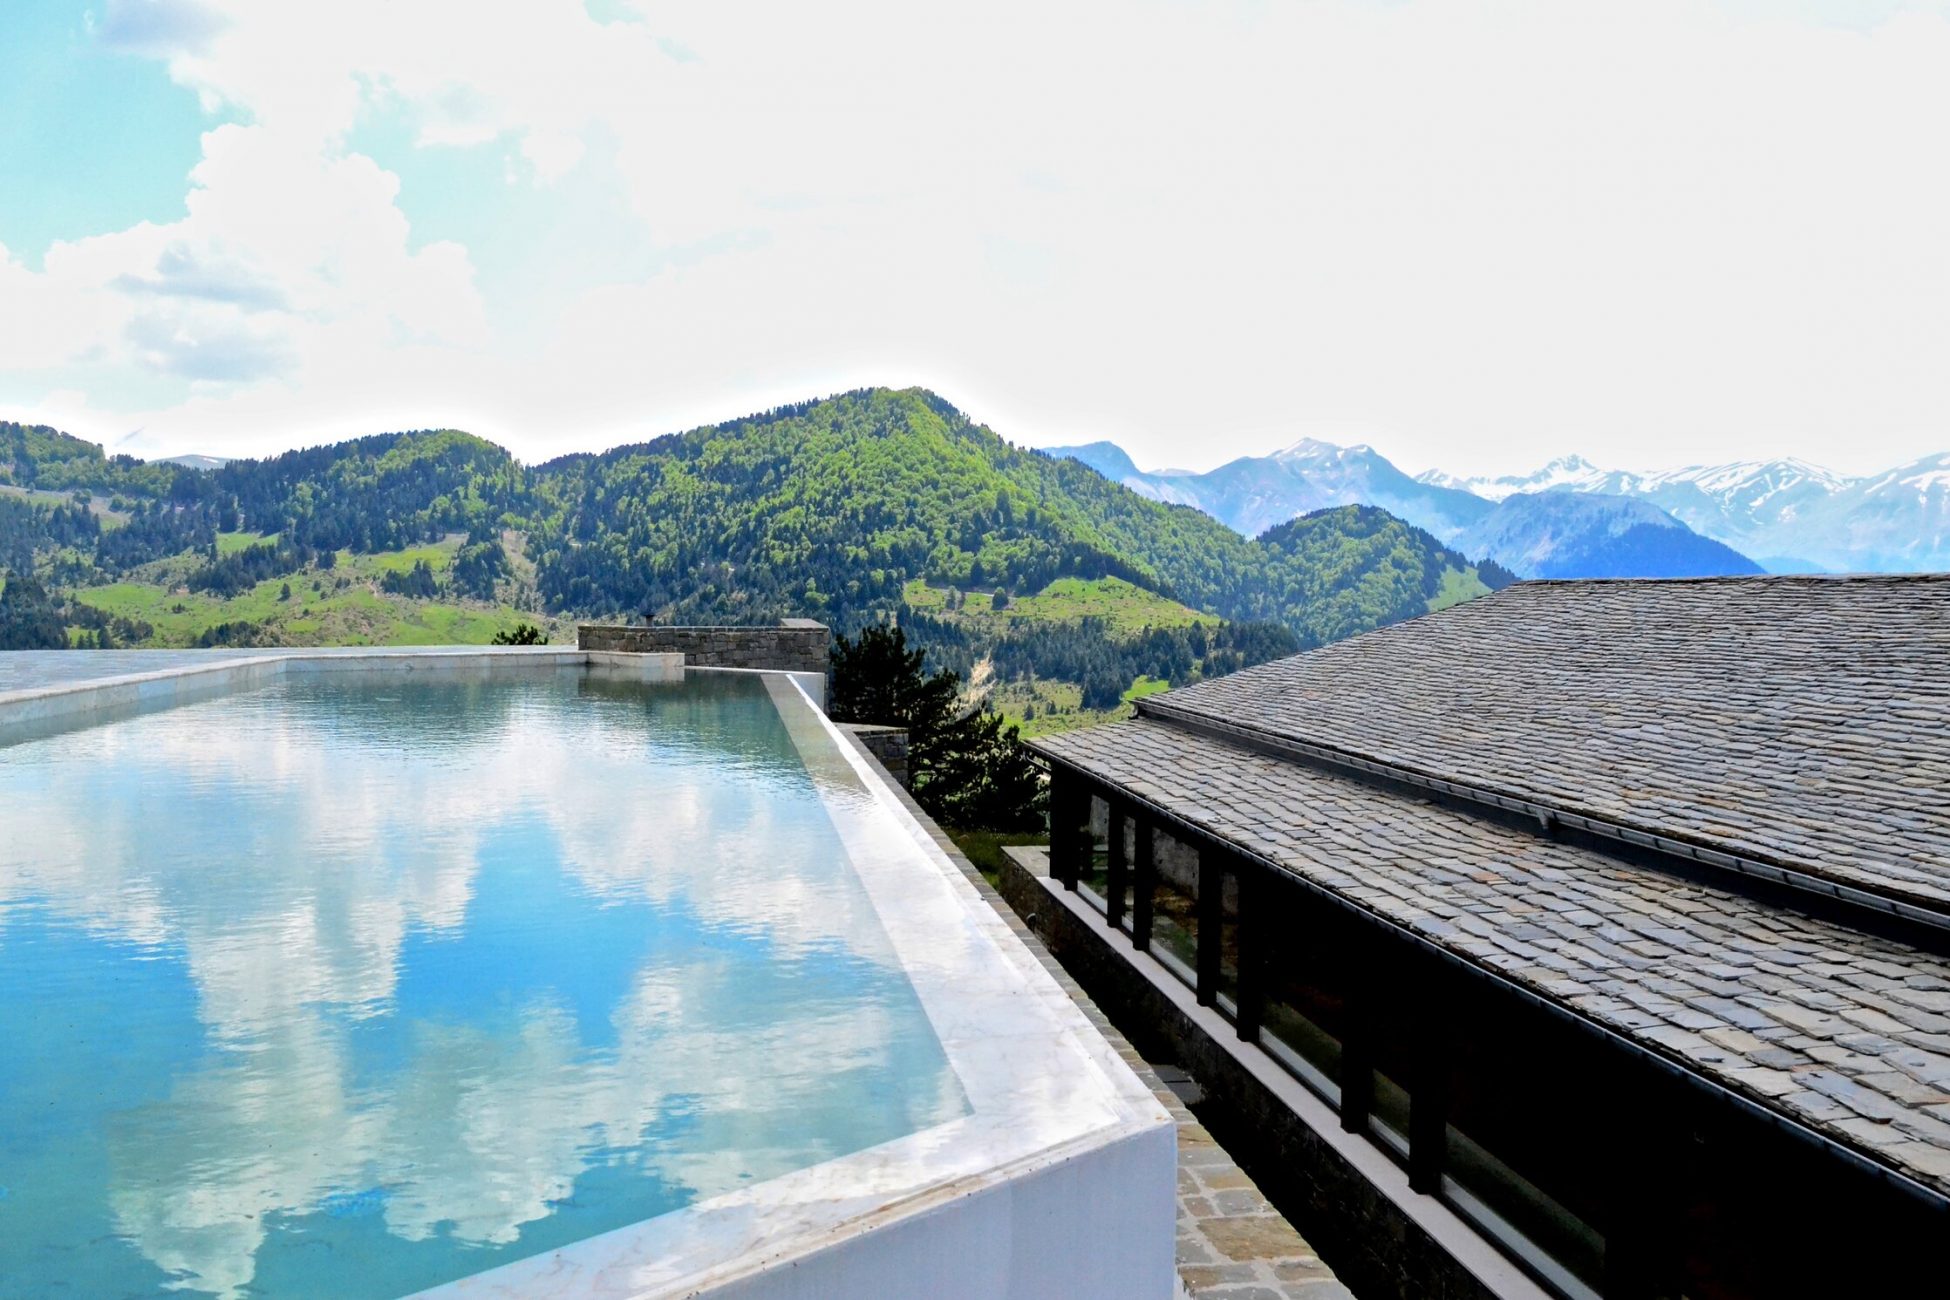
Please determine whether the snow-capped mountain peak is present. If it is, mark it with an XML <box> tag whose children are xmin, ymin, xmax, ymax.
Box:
<box><xmin>1274</xmin><ymin>437</ymin><xmax>1374</xmax><ymax>464</ymax></box>
<box><xmin>1054</xmin><ymin>434</ymin><xmax>1950</xmax><ymax>574</ymax></box>
<box><xmin>1632</xmin><ymin>457</ymin><xmax>1854</xmax><ymax>497</ymax></box>
<box><xmin>1414</xmin><ymin>467</ymin><xmax>1476</xmax><ymax>492</ymax></box>
<box><xmin>1414</xmin><ymin>453</ymin><xmax>1611</xmax><ymax>501</ymax></box>
<box><xmin>1859</xmin><ymin>452</ymin><xmax>1950</xmax><ymax>499</ymax></box>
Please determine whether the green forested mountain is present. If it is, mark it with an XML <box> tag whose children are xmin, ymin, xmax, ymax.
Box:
<box><xmin>526</xmin><ymin>388</ymin><xmax>1498</xmax><ymax>637</ymax></box>
<box><xmin>0</xmin><ymin>391</ymin><xmax>1510</xmax><ymax>720</ymax></box>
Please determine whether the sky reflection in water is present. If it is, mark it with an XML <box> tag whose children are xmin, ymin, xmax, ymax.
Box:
<box><xmin>0</xmin><ymin>669</ymin><xmax>964</xmax><ymax>1298</ymax></box>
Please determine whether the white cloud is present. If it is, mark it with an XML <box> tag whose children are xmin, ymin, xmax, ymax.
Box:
<box><xmin>9</xmin><ymin>118</ymin><xmax>486</xmax><ymax>411</ymax></box>
<box><xmin>7</xmin><ymin>0</ymin><xmax>1950</xmax><ymax>474</ymax></box>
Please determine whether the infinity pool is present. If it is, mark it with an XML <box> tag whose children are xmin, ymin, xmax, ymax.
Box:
<box><xmin>0</xmin><ymin>667</ymin><xmax>967</xmax><ymax>1298</ymax></box>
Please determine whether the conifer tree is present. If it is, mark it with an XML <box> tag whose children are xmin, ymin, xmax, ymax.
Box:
<box><xmin>829</xmin><ymin>623</ymin><xmax>1045</xmax><ymax>831</ymax></box>
<box><xmin>0</xmin><ymin>571</ymin><xmax>69</xmax><ymax>650</ymax></box>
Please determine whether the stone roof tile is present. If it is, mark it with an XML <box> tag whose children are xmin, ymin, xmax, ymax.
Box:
<box><xmin>1141</xmin><ymin>576</ymin><xmax>1950</xmax><ymax>913</ymax></box>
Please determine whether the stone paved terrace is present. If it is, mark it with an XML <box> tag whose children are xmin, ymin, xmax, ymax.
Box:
<box><xmin>1149</xmin><ymin>576</ymin><xmax>1950</xmax><ymax>914</ymax></box>
<box><xmin>1036</xmin><ymin>716</ymin><xmax>1950</xmax><ymax>1198</ymax></box>
<box><xmin>839</xmin><ymin>729</ymin><xmax>1354</xmax><ymax>1300</ymax></box>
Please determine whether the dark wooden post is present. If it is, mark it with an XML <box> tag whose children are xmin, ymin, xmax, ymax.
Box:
<box><xmin>1049</xmin><ymin>768</ymin><xmax>1084</xmax><ymax>890</ymax></box>
<box><xmin>1132</xmin><ymin>816</ymin><xmax>1155</xmax><ymax>951</ymax></box>
<box><xmin>1235</xmin><ymin>858</ymin><xmax>1265</xmax><ymax>1043</ymax></box>
<box><xmin>1339</xmin><ymin>919</ymin><xmax>1374</xmax><ymax>1134</ymax></box>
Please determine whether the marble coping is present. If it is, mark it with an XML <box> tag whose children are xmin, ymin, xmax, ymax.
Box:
<box><xmin>0</xmin><ymin>647</ymin><xmax>681</xmax><ymax>743</ymax></box>
<box><xmin>1</xmin><ymin>648</ymin><xmax>1177</xmax><ymax>1299</ymax></box>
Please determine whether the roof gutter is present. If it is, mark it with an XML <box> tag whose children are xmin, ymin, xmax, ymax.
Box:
<box><xmin>1136</xmin><ymin>697</ymin><xmax>1950</xmax><ymax>949</ymax></box>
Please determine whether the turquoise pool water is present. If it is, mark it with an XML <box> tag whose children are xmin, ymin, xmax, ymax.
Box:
<box><xmin>0</xmin><ymin>668</ymin><xmax>966</xmax><ymax>1298</ymax></box>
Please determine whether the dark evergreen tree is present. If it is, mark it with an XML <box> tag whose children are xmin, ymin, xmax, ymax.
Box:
<box><xmin>491</xmin><ymin>623</ymin><xmax>547</xmax><ymax>645</ymax></box>
<box><xmin>380</xmin><ymin>559</ymin><xmax>440</xmax><ymax>598</ymax></box>
<box><xmin>451</xmin><ymin>540</ymin><xmax>508</xmax><ymax>599</ymax></box>
<box><xmin>0</xmin><ymin>571</ymin><xmax>69</xmax><ymax>650</ymax></box>
<box><xmin>829</xmin><ymin>623</ymin><xmax>1045</xmax><ymax>831</ymax></box>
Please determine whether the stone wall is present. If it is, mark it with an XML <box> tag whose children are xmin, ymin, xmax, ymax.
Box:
<box><xmin>840</xmin><ymin>723</ymin><xmax>910</xmax><ymax>787</ymax></box>
<box><xmin>577</xmin><ymin>618</ymin><xmax>829</xmax><ymax>674</ymax></box>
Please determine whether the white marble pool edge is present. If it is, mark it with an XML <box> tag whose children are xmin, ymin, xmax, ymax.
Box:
<box><xmin>2</xmin><ymin>648</ymin><xmax>1177</xmax><ymax>1300</ymax></box>
<box><xmin>0</xmin><ymin>646</ymin><xmax>681</xmax><ymax>738</ymax></box>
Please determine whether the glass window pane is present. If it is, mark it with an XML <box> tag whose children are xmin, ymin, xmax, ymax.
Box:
<box><xmin>1260</xmin><ymin>889</ymin><xmax>1350</xmax><ymax>1103</ymax></box>
<box><xmin>1149</xmin><ymin>828</ymin><xmax>1200</xmax><ymax>987</ymax></box>
<box><xmin>1215</xmin><ymin>865</ymin><xmax>1241</xmax><ymax>1012</ymax></box>
<box><xmin>1443</xmin><ymin>1126</ymin><xmax>1604</xmax><ymax>1300</ymax></box>
<box><xmin>1079</xmin><ymin>794</ymin><xmax>1110</xmax><ymax>912</ymax></box>
<box><xmin>1260</xmin><ymin>1009</ymin><xmax>1342</xmax><ymax>1105</ymax></box>
<box><xmin>1370</xmin><ymin>1069</ymin><xmax>1411</xmax><ymax>1163</ymax></box>
<box><xmin>1444</xmin><ymin>1011</ymin><xmax>1609</xmax><ymax>1298</ymax></box>
<box><xmin>1115</xmin><ymin>815</ymin><xmax>1135</xmax><ymax>934</ymax></box>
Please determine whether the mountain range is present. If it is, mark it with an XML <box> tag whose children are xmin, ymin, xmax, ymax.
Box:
<box><xmin>1052</xmin><ymin>438</ymin><xmax>1950</xmax><ymax>576</ymax></box>
<box><xmin>1</xmin><ymin>391</ymin><xmax>1510</xmax><ymax>732</ymax></box>
<box><xmin>1054</xmin><ymin>438</ymin><xmax>1494</xmax><ymax>543</ymax></box>
<box><xmin>1047</xmin><ymin>439</ymin><xmax>1756</xmax><ymax>579</ymax></box>
<box><xmin>1417</xmin><ymin>454</ymin><xmax>1950</xmax><ymax>573</ymax></box>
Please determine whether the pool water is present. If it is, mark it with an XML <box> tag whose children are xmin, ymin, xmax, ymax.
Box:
<box><xmin>0</xmin><ymin>669</ymin><xmax>966</xmax><ymax>1298</ymax></box>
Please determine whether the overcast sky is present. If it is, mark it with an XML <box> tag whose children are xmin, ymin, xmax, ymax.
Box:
<box><xmin>3</xmin><ymin>0</ymin><xmax>1948</xmax><ymax>476</ymax></box>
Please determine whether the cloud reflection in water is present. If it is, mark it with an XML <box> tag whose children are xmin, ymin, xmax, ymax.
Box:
<box><xmin>0</xmin><ymin>670</ymin><xmax>965</xmax><ymax>1298</ymax></box>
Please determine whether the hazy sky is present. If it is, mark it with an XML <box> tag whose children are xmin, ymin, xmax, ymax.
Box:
<box><xmin>3</xmin><ymin>0</ymin><xmax>1948</xmax><ymax>475</ymax></box>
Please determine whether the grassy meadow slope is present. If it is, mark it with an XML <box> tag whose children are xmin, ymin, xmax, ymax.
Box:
<box><xmin>73</xmin><ymin>535</ymin><xmax>560</xmax><ymax>648</ymax></box>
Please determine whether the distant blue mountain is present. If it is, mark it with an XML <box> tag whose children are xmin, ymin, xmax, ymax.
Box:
<box><xmin>1045</xmin><ymin>437</ymin><xmax>1492</xmax><ymax>542</ymax></box>
<box><xmin>1420</xmin><ymin>450</ymin><xmax>1950</xmax><ymax>574</ymax></box>
<box><xmin>1048</xmin><ymin>440</ymin><xmax>1143</xmax><ymax>482</ymax></box>
<box><xmin>1453</xmin><ymin>490</ymin><xmax>1765</xmax><ymax>579</ymax></box>
<box><xmin>1044</xmin><ymin>438</ymin><xmax>1764</xmax><ymax>580</ymax></box>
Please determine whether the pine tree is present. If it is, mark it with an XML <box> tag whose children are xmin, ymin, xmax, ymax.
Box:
<box><xmin>0</xmin><ymin>571</ymin><xmax>69</xmax><ymax>650</ymax></box>
<box><xmin>829</xmin><ymin>623</ymin><xmax>1045</xmax><ymax>831</ymax></box>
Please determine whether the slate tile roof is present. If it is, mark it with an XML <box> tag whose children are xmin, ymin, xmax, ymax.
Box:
<box><xmin>1147</xmin><ymin>575</ymin><xmax>1950</xmax><ymax>914</ymax></box>
<box><xmin>1031</xmin><ymin>576</ymin><xmax>1950</xmax><ymax>1198</ymax></box>
<box><xmin>1033</xmin><ymin>717</ymin><xmax>1950</xmax><ymax>1196</ymax></box>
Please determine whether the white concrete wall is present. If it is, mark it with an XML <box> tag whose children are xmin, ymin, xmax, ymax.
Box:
<box><xmin>707</xmin><ymin>1124</ymin><xmax>1177</xmax><ymax>1300</ymax></box>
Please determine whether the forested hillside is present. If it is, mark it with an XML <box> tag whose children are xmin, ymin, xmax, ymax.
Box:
<box><xmin>528</xmin><ymin>389</ymin><xmax>1500</xmax><ymax>636</ymax></box>
<box><xmin>0</xmin><ymin>392</ymin><xmax>1512</xmax><ymax>721</ymax></box>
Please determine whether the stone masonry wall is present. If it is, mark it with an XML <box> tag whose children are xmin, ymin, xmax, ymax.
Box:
<box><xmin>840</xmin><ymin>724</ymin><xmax>909</xmax><ymax>787</ymax></box>
<box><xmin>577</xmin><ymin>618</ymin><xmax>829</xmax><ymax>674</ymax></box>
